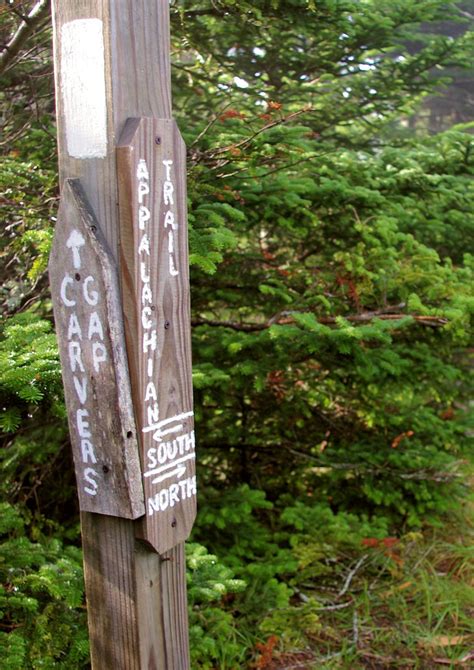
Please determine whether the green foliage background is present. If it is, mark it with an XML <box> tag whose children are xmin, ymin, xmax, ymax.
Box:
<box><xmin>1</xmin><ymin>1</ymin><xmax>473</xmax><ymax>667</ymax></box>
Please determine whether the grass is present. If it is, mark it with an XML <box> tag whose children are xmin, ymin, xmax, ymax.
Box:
<box><xmin>253</xmin><ymin>507</ymin><xmax>474</xmax><ymax>669</ymax></box>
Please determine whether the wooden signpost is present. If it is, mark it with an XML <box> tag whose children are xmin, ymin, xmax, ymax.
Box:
<box><xmin>117</xmin><ymin>118</ymin><xmax>196</xmax><ymax>553</ymax></box>
<box><xmin>49</xmin><ymin>2</ymin><xmax>194</xmax><ymax>667</ymax></box>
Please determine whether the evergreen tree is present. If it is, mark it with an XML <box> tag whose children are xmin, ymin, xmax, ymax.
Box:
<box><xmin>1</xmin><ymin>1</ymin><xmax>473</xmax><ymax>667</ymax></box>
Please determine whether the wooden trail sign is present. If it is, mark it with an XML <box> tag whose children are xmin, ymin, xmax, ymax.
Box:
<box><xmin>49</xmin><ymin>179</ymin><xmax>144</xmax><ymax>518</ymax></box>
<box><xmin>117</xmin><ymin>118</ymin><xmax>196</xmax><ymax>553</ymax></box>
<box><xmin>50</xmin><ymin>1</ymin><xmax>193</xmax><ymax>667</ymax></box>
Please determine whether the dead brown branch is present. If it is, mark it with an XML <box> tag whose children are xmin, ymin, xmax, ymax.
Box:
<box><xmin>0</xmin><ymin>0</ymin><xmax>50</xmax><ymax>76</ymax></box>
<box><xmin>191</xmin><ymin>309</ymin><xmax>448</xmax><ymax>332</ymax></box>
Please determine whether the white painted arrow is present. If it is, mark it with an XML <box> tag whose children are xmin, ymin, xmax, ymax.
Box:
<box><xmin>143</xmin><ymin>452</ymin><xmax>195</xmax><ymax>479</ymax></box>
<box><xmin>151</xmin><ymin>463</ymin><xmax>187</xmax><ymax>485</ymax></box>
<box><xmin>152</xmin><ymin>423</ymin><xmax>183</xmax><ymax>442</ymax></box>
<box><xmin>66</xmin><ymin>229</ymin><xmax>86</xmax><ymax>269</ymax></box>
<box><xmin>142</xmin><ymin>410</ymin><xmax>194</xmax><ymax>436</ymax></box>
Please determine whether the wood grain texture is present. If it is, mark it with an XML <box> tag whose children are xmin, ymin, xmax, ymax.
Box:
<box><xmin>160</xmin><ymin>544</ymin><xmax>191</xmax><ymax>669</ymax></box>
<box><xmin>109</xmin><ymin>1</ymin><xmax>172</xmax><ymax>124</ymax></box>
<box><xmin>82</xmin><ymin>515</ymin><xmax>190</xmax><ymax>669</ymax></box>
<box><xmin>52</xmin><ymin>0</ymin><xmax>172</xmax><ymax>260</ymax></box>
<box><xmin>135</xmin><ymin>543</ymin><xmax>190</xmax><ymax>670</ymax></box>
<box><xmin>51</xmin><ymin>2</ymin><xmax>192</xmax><ymax>666</ymax></box>
<box><xmin>81</xmin><ymin>513</ymin><xmax>141</xmax><ymax>669</ymax></box>
<box><xmin>49</xmin><ymin>179</ymin><xmax>144</xmax><ymax>518</ymax></box>
<box><xmin>117</xmin><ymin>118</ymin><xmax>196</xmax><ymax>554</ymax></box>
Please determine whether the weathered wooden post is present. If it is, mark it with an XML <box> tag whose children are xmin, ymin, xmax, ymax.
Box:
<box><xmin>48</xmin><ymin>2</ymin><xmax>195</xmax><ymax>667</ymax></box>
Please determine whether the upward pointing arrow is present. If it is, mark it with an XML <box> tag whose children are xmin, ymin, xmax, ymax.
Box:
<box><xmin>66</xmin><ymin>229</ymin><xmax>86</xmax><ymax>269</ymax></box>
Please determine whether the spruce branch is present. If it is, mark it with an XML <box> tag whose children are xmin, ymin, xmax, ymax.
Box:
<box><xmin>208</xmin><ymin>106</ymin><xmax>313</xmax><ymax>158</ymax></box>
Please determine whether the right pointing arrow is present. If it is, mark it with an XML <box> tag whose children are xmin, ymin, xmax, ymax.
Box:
<box><xmin>151</xmin><ymin>464</ymin><xmax>186</xmax><ymax>485</ymax></box>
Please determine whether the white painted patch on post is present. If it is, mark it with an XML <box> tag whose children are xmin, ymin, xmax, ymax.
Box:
<box><xmin>60</xmin><ymin>19</ymin><xmax>107</xmax><ymax>159</ymax></box>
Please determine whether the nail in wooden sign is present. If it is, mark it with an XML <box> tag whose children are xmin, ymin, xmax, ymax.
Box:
<box><xmin>117</xmin><ymin>118</ymin><xmax>196</xmax><ymax>554</ymax></box>
<box><xmin>49</xmin><ymin>179</ymin><xmax>145</xmax><ymax>518</ymax></box>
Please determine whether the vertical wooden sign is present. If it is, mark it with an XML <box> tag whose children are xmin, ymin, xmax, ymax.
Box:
<box><xmin>49</xmin><ymin>179</ymin><xmax>144</xmax><ymax>519</ymax></box>
<box><xmin>117</xmin><ymin>118</ymin><xmax>196</xmax><ymax>554</ymax></box>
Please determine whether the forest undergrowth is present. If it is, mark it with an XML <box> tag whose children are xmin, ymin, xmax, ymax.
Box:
<box><xmin>251</xmin><ymin>506</ymin><xmax>474</xmax><ymax>668</ymax></box>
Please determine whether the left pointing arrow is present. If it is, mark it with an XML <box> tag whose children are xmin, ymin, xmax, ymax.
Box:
<box><xmin>66</xmin><ymin>229</ymin><xmax>86</xmax><ymax>269</ymax></box>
